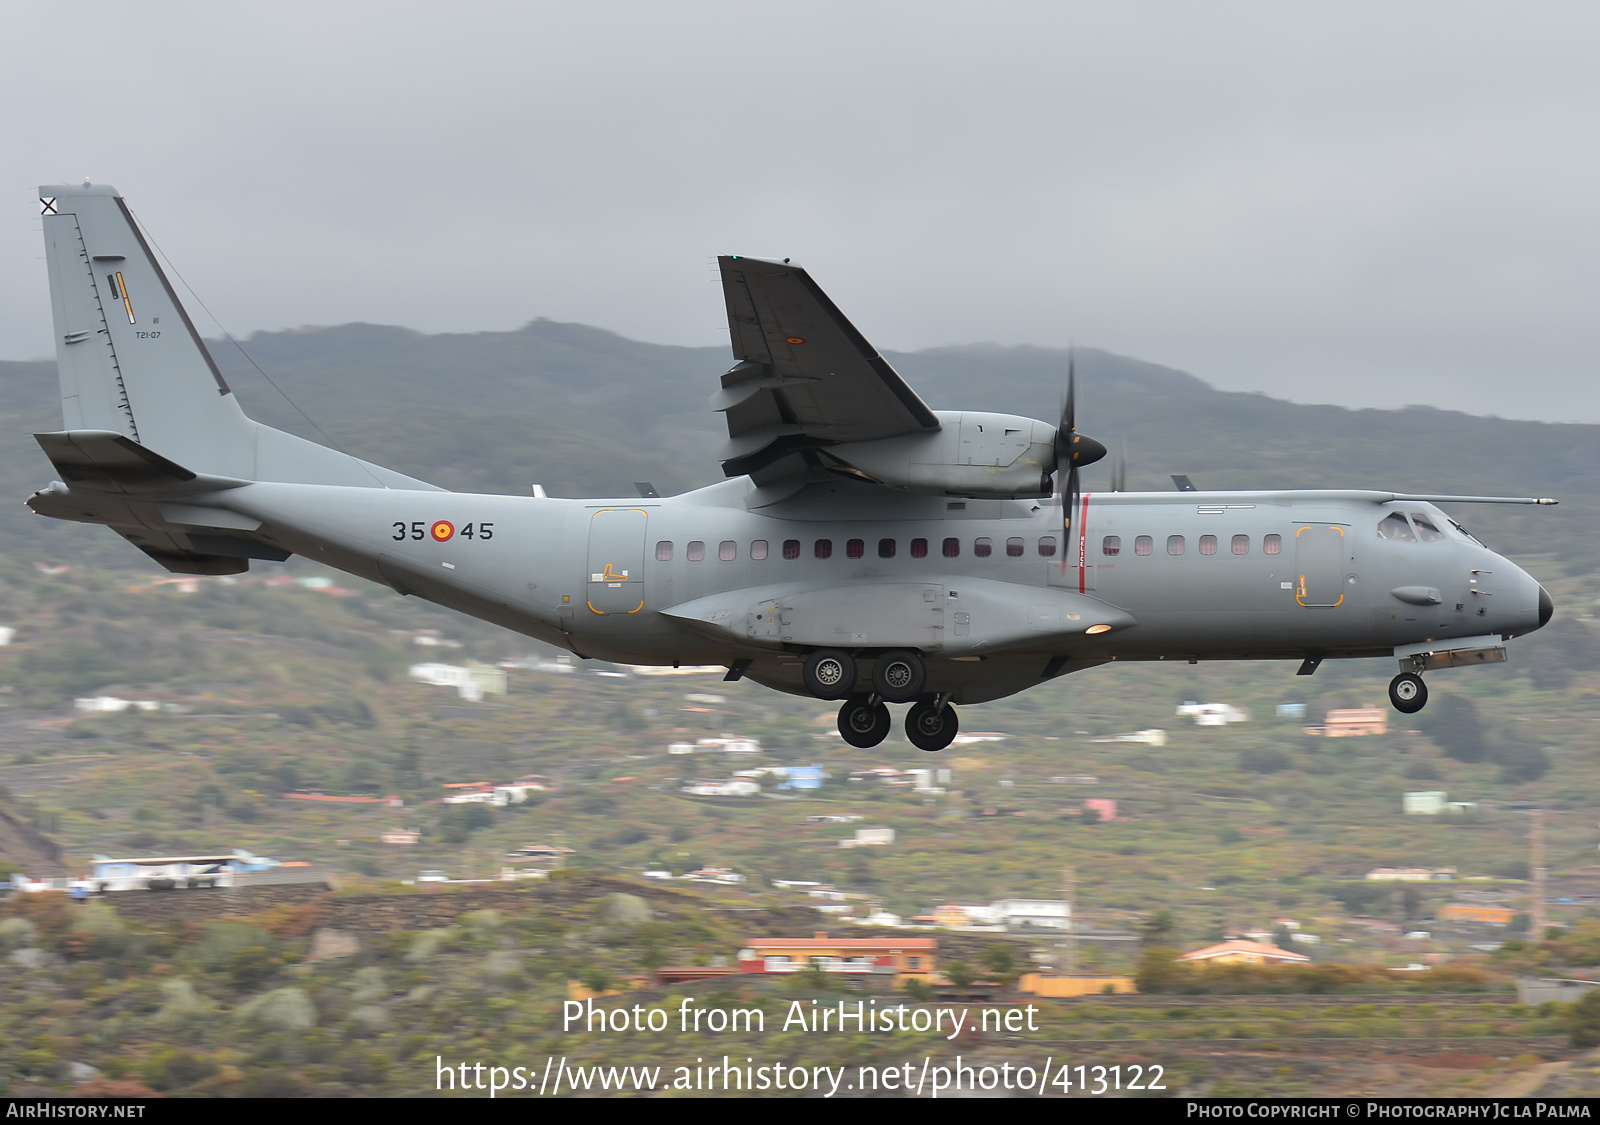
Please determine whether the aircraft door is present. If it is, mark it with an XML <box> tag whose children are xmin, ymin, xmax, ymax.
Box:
<box><xmin>586</xmin><ymin>508</ymin><xmax>648</xmax><ymax>615</ymax></box>
<box><xmin>1294</xmin><ymin>524</ymin><xmax>1347</xmax><ymax>607</ymax></box>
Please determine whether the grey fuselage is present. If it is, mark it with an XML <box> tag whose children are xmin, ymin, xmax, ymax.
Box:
<box><xmin>211</xmin><ymin>475</ymin><xmax>1548</xmax><ymax>705</ymax></box>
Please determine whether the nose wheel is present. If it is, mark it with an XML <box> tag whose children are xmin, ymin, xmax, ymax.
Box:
<box><xmin>1389</xmin><ymin>672</ymin><xmax>1429</xmax><ymax>714</ymax></box>
<box><xmin>906</xmin><ymin>697</ymin><xmax>959</xmax><ymax>752</ymax></box>
<box><xmin>838</xmin><ymin>696</ymin><xmax>891</xmax><ymax>748</ymax></box>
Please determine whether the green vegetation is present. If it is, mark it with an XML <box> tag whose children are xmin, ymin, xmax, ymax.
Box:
<box><xmin>0</xmin><ymin>325</ymin><xmax>1598</xmax><ymax>1095</ymax></box>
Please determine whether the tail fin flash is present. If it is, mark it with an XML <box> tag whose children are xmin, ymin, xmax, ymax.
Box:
<box><xmin>40</xmin><ymin>183</ymin><xmax>255</xmax><ymax>479</ymax></box>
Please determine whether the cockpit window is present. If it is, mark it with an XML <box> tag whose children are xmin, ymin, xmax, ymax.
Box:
<box><xmin>1446</xmin><ymin>517</ymin><xmax>1483</xmax><ymax>546</ymax></box>
<box><xmin>1409</xmin><ymin>512</ymin><xmax>1447</xmax><ymax>542</ymax></box>
<box><xmin>1377</xmin><ymin>512</ymin><xmax>1416</xmax><ymax>542</ymax></box>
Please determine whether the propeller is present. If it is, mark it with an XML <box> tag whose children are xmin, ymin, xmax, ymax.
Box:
<box><xmin>1054</xmin><ymin>349</ymin><xmax>1107</xmax><ymax>544</ymax></box>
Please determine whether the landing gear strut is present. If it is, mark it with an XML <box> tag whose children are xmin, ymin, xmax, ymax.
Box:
<box><xmin>1389</xmin><ymin>672</ymin><xmax>1428</xmax><ymax>714</ymax></box>
<box><xmin>838</xmin><ymin>695</ymin><xmax>891</xmax><ymax>748</ymax></box>
<box><xmin>906</xmin><ymin>696</ymin><xmax>959</xmax><ymax>752</ymax></box>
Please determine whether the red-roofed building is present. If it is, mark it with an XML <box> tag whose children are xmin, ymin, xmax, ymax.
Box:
<box><xmin>739</xmin><ymin>932</ymin><xmax>937</xmax><ymax>981</ymax></box>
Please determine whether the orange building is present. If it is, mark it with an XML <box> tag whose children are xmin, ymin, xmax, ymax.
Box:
<box><xmin>1438</xmin><ymin>904</ymin><xmax>1516</xmax><ymax>925</ymax></box>
<box><xmin>1179</xmin><ymin>939</ymin><xmax>1310</xmax><ymax>965</ymax></box>
<box><xmin>1323</xmin><ymin>709</ymin><xmax>1388</xmax><ymax>737</ymax></box>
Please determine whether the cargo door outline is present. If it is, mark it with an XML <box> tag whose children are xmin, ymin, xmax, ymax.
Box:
<box><xmin>1295</xmin><ymin>524</ymin><xmax>1346</xmax><ymax>607</ymax></box>
<box><xmin>586</xmin><ymin>509</ymin><xmax>648</xmax><ymax>614</ymax></box>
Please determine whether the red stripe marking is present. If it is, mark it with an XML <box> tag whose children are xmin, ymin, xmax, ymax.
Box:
<box><xmin>1078</xmin><ymin>493</ymin><xmax>1091</xmax><ymax>592</ymax></box>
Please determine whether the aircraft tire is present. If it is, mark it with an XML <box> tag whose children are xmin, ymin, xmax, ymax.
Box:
<box><xmin>803</xmin><ymin>649</ymin><xmax>857</xmax><ymax>700</ymax></box>
<box><xmin>873</xmin><ymin>650</ymin><xmax>926</xmax><ymax>703</ymax></box>
<box><xmin>906</xmin><ymin>699</ymin><xmax>959</xmax><ymax>752</ymax></box>
<box><xmin>838</xmin><ymin>696</ymin><xmax>891</xmax><ymax>748</ymax></box>
<box><xmin>1389</xmin><ymin>672</ymin><xmax>1428</xmax><ymax>714</ymax></box>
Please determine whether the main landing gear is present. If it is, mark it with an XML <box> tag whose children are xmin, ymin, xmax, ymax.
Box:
<box><xmin>835</xmin><ymin>694</ymin><xmax>960</xmax><ymax>752</ymax></box>
<box><xmin>1389</xmin><ymin>672</ymin><xmax>1428</xmax><ymax>715</ymax></box>
<box><xmin>905</xmin><ymin>696</ymin><xmax>959</xmax><ymax>753</ymax></box>
<box><xmin>817</xmin><ymin>649</ymin><xmax>957</xmax><ymax>752</ymax></box>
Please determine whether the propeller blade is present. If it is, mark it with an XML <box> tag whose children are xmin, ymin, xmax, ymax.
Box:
<box><xmin>1065</xmin><ymin>348</ymin><xmax>1076</xmax><ymax>435</ymax></box>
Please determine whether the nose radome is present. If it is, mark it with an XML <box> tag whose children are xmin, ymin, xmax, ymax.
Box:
<box><xmin>1538</xmin><ymin>585</ymin><xmax>1554</xmax><ymax>629</ymax></box>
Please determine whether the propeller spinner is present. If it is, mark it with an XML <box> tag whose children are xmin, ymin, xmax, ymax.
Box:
<box><xmin>1054</xmin><ymin>350</ymin><xmax>1107</xmax><ymax>543</ymax></box>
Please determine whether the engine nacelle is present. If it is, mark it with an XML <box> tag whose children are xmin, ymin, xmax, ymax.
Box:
<box><xmin>824</xmin><ymin>410</ymin><xmax>1056</xmax><ymax>498</ymax></box>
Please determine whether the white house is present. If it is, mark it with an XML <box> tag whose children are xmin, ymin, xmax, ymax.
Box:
<box><xmin>408</xmin><ymin>662</ymin><xmax>507</xmax><ymax>702</ymax></box>
<box><xmin>1177</xmin><ymin>701</ymin><xmax>1250</xmax><ymax>726</ymax></box>
<box><xmin>991</xmin><ymin>899</ymin><xmax>1071</xmax><ymax>930</ymax></box>
<box><xmin>839</xmin><ymin>827</ymin><xmax>895</xmax><ymax>848</ymax></box>
<box><xmin>681</xmin><ymin>779</ymin><xmax>761</xmax><ymax>797</ymax></box>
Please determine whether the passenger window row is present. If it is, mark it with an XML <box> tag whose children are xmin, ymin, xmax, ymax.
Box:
<box><xmin>1103</xmin><ymin>533</ymin><xmax>1282</xmax><ymax>558</ymax></box>
<box><xmin>654</xmin><ymin>536</ymin><xmax>1063</xmax><ymax>562</ymax></box>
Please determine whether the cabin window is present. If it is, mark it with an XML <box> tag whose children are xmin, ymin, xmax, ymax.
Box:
<box><xmin>655</xmin><ymin>541</ymin><xmax>673</xmax><ymax>562</ymax></box>
<box><xmin>783</xmin><ymin>539</ymin><xmax>801</xmax><ymax>560</ymax></box>
<box><xmin>1378</xmin><ymin>512</ymin><xmax>1416</xmax><ymax>542</ymax></box>
<box><xmin>847</xmin><ymin>538</ymin><xmax>865</xmax><ymax>559</ymax></box>
<box><xmin>1006</xmin><ymin>536</ymin><xmax>1025</xmax><ymax>557</ymax></box>
<box><xmin>1039</xmin><ymin>536</ymin><xmax>1057</xmax><ymax>558</ymax></box>
<box><xmin>1263</xmin><ymin>533</ymin><xmax>1282</xmax><ymax>555</ymax></box>
<box><xmin>1232</xmin><ymin>534</ymin><xmax>1249</xmax><ymax>555</ymax></box>
<box><xmin>1199</xmin><ymin>534</ymin><xmax>1217</xmax><ymax>556</ymax></box>
<box><xmin>911</xmin><ymin>537</ymin><xmax>928</xmax><ymax>558</ymax></box>
<box><xmin>815</xmin><ymin>539</ymin><xmax>833</xmax><ymax>559</ymax></box>
<box><xmin>1410</xmin><ymin>512</ymin><xmax>1447</xmax><ymax>542</ymax></box>
<box><xmin>1167</xmin><ymin>535</ymin><xmax>1185</xmax><ymax>556</ymax></box>
<box><xmin>942</xmin><ymin>537</ymin><xmax>960</xmax><ymax>558</ymax></box>
<box><xmin>1102</xmin><ymin>535</ymin><xmax>1120</xmax><ymax>557</ymax></box>
<box><xmin>878</xmin><ymin>538</ymin><xmax>896</xmax><ymax>559</ymax></box>
<box><xmin>687</xmin><ymin>541</ymin><xmax>705</xmax><ymax>562</ymax></box>
<box><xmin>974</xmin><ymin>537</ymin><xmax>993</xmax><ymax>558</ymax></box>
<box><xmin>719</xmin><ymin>540</ymin><xmax>737</xmax><ymax>561</ymax></box>
<box><xmin>750</xmin><ymin>540</ymin><xmax>768</xmax><ymax>560</ymax></box>
<box><xmin>1134</xmin><ymin>535</ymin><xmax>1153</xmax><ymax>556</ymax></box>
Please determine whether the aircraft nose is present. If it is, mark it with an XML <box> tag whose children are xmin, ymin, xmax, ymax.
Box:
<box><xmin>1538</xmin><ymin>585</ymin><xmax>1554</xmax><ymax>629</ymax></box>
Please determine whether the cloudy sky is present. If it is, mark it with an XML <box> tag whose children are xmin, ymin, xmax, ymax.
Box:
<box><xmin>4</xmin><ymin>3</ymin><xmax>1597</xmax><ymax>422</ymax></box>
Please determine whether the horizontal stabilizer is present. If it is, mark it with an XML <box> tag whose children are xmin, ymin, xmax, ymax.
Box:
<box><xmin>33</xmin><ymin>430</ymin><xmax>238</xmax><ymax>495</ymax></box>
<box><xmin>38</xmin><ymin>430</ymin><xmax>195</xmax><ymax>492</ymax></box>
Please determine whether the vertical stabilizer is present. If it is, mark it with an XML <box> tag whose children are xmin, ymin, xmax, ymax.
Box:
<box><xmin>37</xmin><ymin>184</ymin><xmax>441</xmax><ymax>491</ymax></box>
<box><xmin>40</xmin><ymin>183</ymin><xmax>254</xmax><ymax>479</ymax></box>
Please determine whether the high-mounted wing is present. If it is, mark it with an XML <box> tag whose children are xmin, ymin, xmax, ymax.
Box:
<box><xmin>713</xmin><ymin>256</ymin><xmax>939</xmax><ymax>481</ymax></box>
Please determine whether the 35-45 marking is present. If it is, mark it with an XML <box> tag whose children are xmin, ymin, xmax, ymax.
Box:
<box><xmin>392</xmin><ymin>521</ymin><xmax>494</xmax><ymax>542</ymax></box>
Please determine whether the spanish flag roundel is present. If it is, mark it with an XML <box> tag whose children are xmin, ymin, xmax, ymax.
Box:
<box><xmin>430</xmin><ymin>520</ymin><xmax>455</xmax><ymax>542</ymax></box>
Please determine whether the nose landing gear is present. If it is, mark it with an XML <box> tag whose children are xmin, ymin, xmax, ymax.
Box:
<box><xmin>1389</xmin><ymin>672</ymin><xmax>1428</xmax><ymax>714</ymax></box>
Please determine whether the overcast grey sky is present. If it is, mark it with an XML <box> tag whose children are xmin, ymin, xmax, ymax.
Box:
<box><xmin>5</xmin><ymin>2</ymin><xmax>1598</xmax><ymax>422</ymax></box>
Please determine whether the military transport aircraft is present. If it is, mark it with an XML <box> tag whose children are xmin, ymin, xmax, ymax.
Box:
<box><xmin>28</xmin><ymin>183</ymin><xmax>1556</xmax><ymax>751</ymax></box>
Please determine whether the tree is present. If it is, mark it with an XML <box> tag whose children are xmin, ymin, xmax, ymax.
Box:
<box><xmin>1134</xmin><ymin>946</ymin><xmax>1190</xmax><ymax>994</ymax></box>
<box><xmin>981</xmin><ymin>945</ymin><xmax>1018</xmax><ymax>987</ymax></box>
<box><xmin>1417</xmin><ymin>695</ymin><xmax>1488</xmax><ymax>763</ymax></box>
<box><xmin>1569</xmin><ymin>989</ymin><xmax>1600</xmax><ymax>1048</ymax></box>
<box><xmin>1140</xmin><ymin>909</ymin><xmax>1178</xmax><ymax>947</ymax></box>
